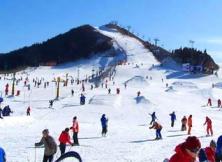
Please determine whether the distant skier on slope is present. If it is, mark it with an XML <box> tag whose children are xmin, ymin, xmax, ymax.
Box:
<box><xmin>218</xmin><ymin>99</ymin><xmax>221</xmax><ymax>108</ymax></box>
<box><xmin>181</xmin><ymin>116</ymin><xmax>187</xmax><ymax>131</ymax></box>
<box><xmin>108</xmin><ymin>88</ymin><xmax>111</xmax><ymax>94</ymax></box>
<box><xmin>80</xmin><ymin>94</ymin><xmax>86</xmax><ymax>105</ymax></box>
<box><xmin>203</xmin><ymin>116</ymin><xmax>213</xmax><ymax>136</ymax></box>
<box><xmin>100</xmin><ymin>114</ymin><xmax>108</xmax><ymax>137</ymax></box>
<box><xmin>187</xmin><ymin>115</ymin><xmax>192</xmax><ymax>135</ymax></box>
<box><xmin>49</xmin><ymin>100</ymin><xmax>54</xmax><ymax>108</ymax></box>
<box><xmin>116</xmin><ymin>88</ymin><xmax>120</xmax><ymax>94</ymax></box>
<box><xmin>207</xmin><ymin>98</ymin><xmax>212</xmax><ymax>107</ymax></box>
<box><xmin>169</xmin><ymin>136</ymin><xmax>201</xmax><ymax>162</ymax></box>
<box><xmin>169</xmin><ymin>111</ymin><xmax>176</xmax><ymax>127</ymax></box>
<box><xmin>26</xmin><ymin>106</ymin><xmax>31</xmax><ymax>116</ymax></box>
<box><xmin>149</xmin><ymin>121</ymin><xmax>162</xmax><ymax>140</ymax></box>
<box><xmin>149</xmin><ymin>112</ymin><xmax>157</xmax><ymax>125</ymax></box>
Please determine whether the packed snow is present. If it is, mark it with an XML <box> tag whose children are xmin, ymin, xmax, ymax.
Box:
<box><xmin>1</xmin><ymin>27</ymin><xmax>222</xmax><ymax>162</ymax></box>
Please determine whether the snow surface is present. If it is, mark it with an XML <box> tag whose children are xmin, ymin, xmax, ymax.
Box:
<box><xmin>1</xmin><ymin>27</ymin><xmax>222</xmax><ymax>162</ymax></box>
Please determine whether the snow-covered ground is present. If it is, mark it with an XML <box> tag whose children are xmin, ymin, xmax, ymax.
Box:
<box><xmin>1</xmin><ymin>28</ymin><xmax>222</xmax><ymax>162</ymax></box>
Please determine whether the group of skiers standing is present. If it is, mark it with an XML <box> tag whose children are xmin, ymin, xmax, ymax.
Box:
<box><xmin>34</xmin><ymin>114</ymin><xmax>108</xmax><ymax>162</ymax></box>
<box><xmin>207</xmin><ymin>98</ymin><xmax>222</xmax><ymax>108</ymax></box>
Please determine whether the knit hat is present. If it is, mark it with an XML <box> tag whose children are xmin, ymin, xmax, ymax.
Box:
<box><xmin>184</xmin><ymin>136</ymin><xmax>201</xmax><ymax>151</ymax></box>
<box><xmin>42</xmin><ymin>129</ymin><xmax>49</xmax><ymax>134</ymax></box>
<box><xmin>210</xmin><ymin>140</ymin><xmax>216</xmax><ymax>148</ymax></box>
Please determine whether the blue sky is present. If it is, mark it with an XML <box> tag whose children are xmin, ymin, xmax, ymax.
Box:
<box><xmin>1</xmin><ymin>0</ymin><xmax>222</xmax><ymax>61</ymax></box>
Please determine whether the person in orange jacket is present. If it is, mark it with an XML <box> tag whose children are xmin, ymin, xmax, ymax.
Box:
<box><xmin>203</xmin><ymin>116</ymin><xmax>213</xmax><ymax>136</ymax></box>
<box><xmin>58</xmin><ymin>128</ymin><xmax>74</xmax><ymax>155</ymax></box>
<box><xmin>187</xmin><ymin>115</ymin><xmax>192</xmax><ymax>135</ymax></box>
<box><xmin>169</xmin><ymin>136</ymin><xmax>201</xmax><ymax>162</ymax></box>
<box><xmin>71</xmin><ymin>116</ymin><xmax>79</xmax><ymax>145</ymax></box>
<box><xmin>149</xmin><ymin>121</ymin><xmax>162</xmax><ymax>140</ymax></box>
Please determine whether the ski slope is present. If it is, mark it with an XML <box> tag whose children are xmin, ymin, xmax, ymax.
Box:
<box><xmin>1</xmin><ymin>28</ymin><xmax>222</xmax><ymax>162</ymax></box>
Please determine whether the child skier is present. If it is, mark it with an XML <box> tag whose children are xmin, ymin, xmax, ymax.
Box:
<box><xmin>203</xmin><ymin>116</ymin><xmax>213</xmax><ymax>136</ymax></box>
<box><xmin>149</xmin><ymin>121</ymin><xmax>162</xmax><ymax>140</ymax></box>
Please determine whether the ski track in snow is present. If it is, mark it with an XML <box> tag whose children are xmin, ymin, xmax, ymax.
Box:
<box><xmin>1</xmin><ymin>27</ymin><xmax>222</xmax><ymax>162</ymax></box>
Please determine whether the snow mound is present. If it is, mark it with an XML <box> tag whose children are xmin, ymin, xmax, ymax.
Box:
<box><xmin>124</xmin><ymin>76</ymin><xmax>148</xmax><ymax>87</ymax></box>
<box><xmin>88</xmin><ymin>95</ymin><xmax>119</xmax><ymax>106</ymax></box>
<box><xmin>134</xmin><ymin>96</ymin><xmax>150</xmax><ymax>104</ymax></box>
<box><xmin>171</xmin><ymin>81</ymin><xmax>198</xmax><ymax>89</ymax></box>
<box><xmin>214</xmin><ymin>82</ymin><xmax>222</xmax><ymax>89</ymax></box>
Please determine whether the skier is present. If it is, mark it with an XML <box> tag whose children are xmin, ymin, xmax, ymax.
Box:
<box><xmin>116</xmin><ymin>88</ymin><xmax>120</xmax><ymax>94</ymax></box>
<box><xmin>26</xmin><ymin>106</ymin><xmax>31</xmax><ymax>116</ymax></box>
<box><xmin>5</xmin><ymin>84</ymin><xmax>9</xmax><ymax>96</ymax></box>
<box><xmin>207</xmin><ymin>98</ymin><xmax>212</xmax><ymax>107</ymax></box>
<box><xmin>149</xmin><ymin>121</ymin><xmax>162</xmax><ymax>140</ymax></box>
<box><xmin>169</xmin><ymin>111</ymin><xmax>176</xmax><ymax>127</ymax></box>
<box><xmin>0</xmin><ymin>108</ymin><xmax>3</xmax><ymax>119</ymax></box>
<box><xmin>58</xmin><ymin>128</ymin><xmax>73</xmax><ymax>155</ymax></box>
<box><xmin>187</xmin><ymin>115</ymin><xmax>192</xmax><ymax>135</ymax></box>
<box><xmin>80</xmin><ymin>94</ymin><xmax>86</xmax><ymax>105</ymax></box>
<box><xmin>216</xmin><ymin>135</ymin><xmax>222</xmax><ymax>161</ymax></box>
<box><xmin>203</xmin><ymin>116</ymin><xmax>213</xmax><ymax>136</ymax></box>
<box><xmin>108</xmin><ymin>88</ymin><xmax>111</xmax><ymax>94</ymax></box>
<box><xmin>49</xmin><ymin>100</ymin><xmax>54</xmax><ymax>108</ymax></box>
<box><xmin>90</xmin><ymin>85</ymin><xmax>93</xmax><ymax>90</ymax></box>
<box><xmin>218</xmin><ymin>99</ymin><xmax>221</xmax><ymax>108</ymax></box>
<box><xmin>137</xmin><ymin>91</ymin><xmax>141</xmax><ymax>97</ymax></box>
<box><xmin>35</xmin><ymin>129</ymin><xmax>57</xmax><ymax>162</ymax></box>
<box><xmin>149</xmin><ymin>112</ymin><xmax>157</xmax><ymax>125</ymax></box>
<box><xmin>71</xmin><ymin>116</ymin><xmax>79</xmax><ymax>145</ymax></box>
<box><xmin>169</xmin><ymin>136</ymin><xmax>201</xmax><ymax>162</ymax></box>
<box><xmin>0</xmin><ymin>146</ymin><xmax>6</xmax><ymax>162</ymax></box>
<box><xmin>181</xmin><ymin>116</ymin><xmax>187</xmax><ymax>131</ymax></box>
<box><xmin>100</xmin><ymin>114</ymin><xmax>108</xmax><ymax>137</ymax></box>
<box><xmin>198</xmin><ymin>140</ymin><xmax>216</xmax><ymax>162</ymax></box>
<box><xmin>71</xmin><ymin>89</ymin><xmax>74</xmax><ymax>96</ymax></box>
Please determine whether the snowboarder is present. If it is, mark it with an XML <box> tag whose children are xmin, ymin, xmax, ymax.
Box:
<box><xmin>35</xmin><ymin>129</ymin><xmax>57</xmax><ymax>162</ymax></box>
<box><xmin>0</xmin><ymin>146</ymin><xmax>6</xmax><ymax>162</ymax></box>
<box><xmin>149</xmin><ymin>112</ymin><xmax>157</xmax><ymax>125</ymax></box>
<box><xmin>169</xmin><ymin>136</ymin><xmax>201</xmax><ymax>162</ymax></box>
<box><xmin>71</xmin><ymin>89</ymin><xmax>74</xmax><ymax>96</ymax></box>
<box><xmin>198</xmin><ymin>140</ymin><xmax>216</xmax><ymax>162</ymax></box>
<box><xmin>100</xmin><ymin>114</ymin><xmax>108</xmax><ymax>137</ymax></box>
<box><xmin>58</xmin><ymin>128</ymin><xmax>73</xmax><ymax>155</ymax></box>
<box><xmin>80</xmin><ymin>94</ymin><xmax>86</xmax><ymax>105</ymax></box>
<box><xmin>71</xmin><ymin>116</ymin><xmax>79</xmax><ymax>145</ymax></box>
<box><xmin>203</xmin><ymin>116</ymin><xmax>213</xmax><ymax>136</ymax></box>
<box><xmin>116</xmin><ymin>88</ymin><xmax>120</xmax><ymax>94</ymax></box>
<box><xmin>169</xmin><ymin>111</ymin><xmax>176</xmax><ymax>127</ymax></box>
<box><xmin>187</xmin><ymin>115</ymin><xmax>192</xmax><ymax>135</ymax></box>
<box><xmin>108</xmin><ymin>88</ymin><xmax>111</xmax><ymax>94</ymax></box>
<box><xmin>49</xmin><ymin>100</ymin><xmax>54</xmax><ymax>108</ymax></box>
<box><xmin>181</xmin><ymin>116</ymin><xmax>187</xmax><ymax>131</ymax></box>
<box><xmin>218</xmin><ymin>99</ymin><xmax>221</xmax><ymax>108</ymax></box>
<box><xmin>149</xmin><ymin>121</ymin><xmax>162</xmax><ymax>140</ymax></box>
<box><xmin>26</xmin><ymin>106</ymin><xmax>31</xmax><ymax>116</ymax></box>
<box><xmin>207</xmin><ymin>98</ymin><xmax>212</xmax><ymax>107</ymax></box>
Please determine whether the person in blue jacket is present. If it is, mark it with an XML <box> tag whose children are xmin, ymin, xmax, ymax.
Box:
<box><xmin>149</xmin><ymin>112</ymin><xmax>157</xmax><ymax>125</ymax></box>
<box><xmin>216</xmin><ymin>135</ymin><xmax>222</xmax><ymax>161</ymax></box>
<box><xmin>0</xmin><ymin>147</ymin><xmax>6</xmax><ymax>162</ymax></box>
<box><xmin>169</xmin><ymin>111</ymin><xmax>176</xmax><ymax>127</ymax></box>
<box><xmin>100</xmin><ymin>114</ymin><xmax>108</xmax><ymax>137</ymax></box>
<box><xmin>80</xmin><ymin>94</ymin><xmax>86</xmax><ymax>105</ymax></box>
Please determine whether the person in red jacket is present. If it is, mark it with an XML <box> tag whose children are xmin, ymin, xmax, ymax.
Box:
<box><xmin>169</xmin><ymin>136</ymin><xmax>201</xmax><ymax>162</ymax></box>
<box><xmin>203</xmin><ymin>116</ymin><xmax>213</xmax><ymax>136</ymax></box>
<box><xmin>58</xmin><ymin>128</ymin><xmax>73</xmax><ymax>155</ymax></box>
<box><xmin>71</xmin><ymin>116</ymin><xmax>79</xmax><ymax>145</ymax></box>
<box><xmin>187</xmin><ymin>115</ymin><xmax>192</xmax><ymax>135</ymax></box>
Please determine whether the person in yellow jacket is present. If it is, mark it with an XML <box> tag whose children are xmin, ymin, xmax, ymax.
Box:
<box><xmin>149</xmin><ymin>121</ymin><xmax>162</xmax><ymax>140</ymax></box>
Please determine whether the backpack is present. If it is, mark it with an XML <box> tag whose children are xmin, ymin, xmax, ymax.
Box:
<box><xmin>198</xmin><ymin>148</ymin><xmax>208</xmax><ymax>162</ymax></box>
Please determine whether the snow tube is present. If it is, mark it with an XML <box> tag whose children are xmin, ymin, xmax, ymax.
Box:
<box><xmin>55</xmin><ymin>151</ymin><xmax>82</xmax><ymax>162</ymax></box>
